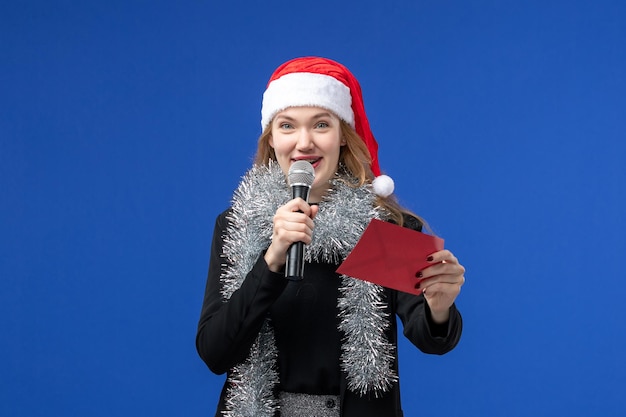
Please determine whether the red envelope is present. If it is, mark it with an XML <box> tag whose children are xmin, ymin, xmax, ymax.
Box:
<box><xmin>336</xmin><ymin>219</ymin><xmax>444</xmax><ymax>295</ymax></box>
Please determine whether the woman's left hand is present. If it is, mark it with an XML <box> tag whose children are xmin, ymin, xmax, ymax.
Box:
<box><xmin>416</xmin><ymin>249</ymin><xmax>465</xmax><ymax>324</ymax></box>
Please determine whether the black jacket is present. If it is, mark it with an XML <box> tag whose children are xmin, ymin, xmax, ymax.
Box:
<box><xmin>196</xmin><ymin>210</ymin><xmax>462</xmax><ymax>416</ymax></box>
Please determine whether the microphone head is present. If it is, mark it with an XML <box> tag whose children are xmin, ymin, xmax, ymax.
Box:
<box><xmin>288</xmin><ymin>160</ymin><xmax>315</xmax><ymax>188</ymax></box>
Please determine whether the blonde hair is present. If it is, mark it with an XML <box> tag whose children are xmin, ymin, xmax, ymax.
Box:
<box><xmin>254</xmin><ymin>119</ymin><xmax>427</xmax><ymax>229</ymax></box>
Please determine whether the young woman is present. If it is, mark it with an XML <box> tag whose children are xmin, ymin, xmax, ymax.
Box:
<box><xmin>196</xmin><ymin>56</ymin><xmax>465</xmax><ymax>417</ymax></box>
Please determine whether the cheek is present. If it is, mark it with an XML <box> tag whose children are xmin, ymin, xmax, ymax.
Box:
<box><xmin>268</xmin><ymin>133</ymin><xmax>292</xmax><ymax>155</ymax></box>
<box><xmin>327</xmin><ymin>143</ymin><xmax>343</xmax><ymax>162</ymax></box>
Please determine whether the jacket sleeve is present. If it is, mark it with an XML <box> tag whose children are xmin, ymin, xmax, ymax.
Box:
<box><xmin>195</xmin><ymin>210</ymin><xmax>288</xmax><ymax>374</ymax></box>
<box><xmin>393</xmin><ymin>214</ymin><xmax>463</xmax><ymax>354</ymax></box>
<box><xmin>395</xmin><ymin>292</ymin><xmax>462</xmax><ymax>354</ymax></box>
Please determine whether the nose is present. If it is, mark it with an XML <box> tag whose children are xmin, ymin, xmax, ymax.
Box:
<box><xmin>296</xmin><ymin>128</ymin><xmax>314</xmax><ymax>150</ymax></box>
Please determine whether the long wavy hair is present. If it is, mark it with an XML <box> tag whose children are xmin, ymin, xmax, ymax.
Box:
<box><xmin>253</xmin><ymin>119</ymin><xmax>427</xmax><ymax>228</ymax></box>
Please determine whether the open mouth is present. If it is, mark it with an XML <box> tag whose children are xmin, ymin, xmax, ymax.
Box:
<box><xmin>293</xmin><ymin>158</ymin><xmax>321</xmax><ymax>168</ymax></box>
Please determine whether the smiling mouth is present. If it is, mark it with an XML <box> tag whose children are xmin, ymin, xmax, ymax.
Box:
<box><xmin>293</xmin><ymin>158</ymin><xmax>321</xmax><ymax>167</ymax></box>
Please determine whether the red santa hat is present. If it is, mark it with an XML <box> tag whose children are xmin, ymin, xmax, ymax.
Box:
<box><xmin>261</xmin><ymin>56</ymin><xmax>395</xmax><ymax>197</ymax></box>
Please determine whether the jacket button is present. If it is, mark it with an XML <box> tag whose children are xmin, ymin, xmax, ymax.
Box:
<box><xmin>326</xmin><ymin>398</ymin><xmax>336</xmax><ymax>408</ymax></box>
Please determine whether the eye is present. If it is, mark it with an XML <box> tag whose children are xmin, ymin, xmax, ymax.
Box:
<box><xmin>315</xmin><ymin>121</ymin><xmax>329</xmax><ymax>128</ymax></box>
<box><xmin>279</xmin><ymin>122</ymin><xmax>293</xmax><ymax>129</ymax></box>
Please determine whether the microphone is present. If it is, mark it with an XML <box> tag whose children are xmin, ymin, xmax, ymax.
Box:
<box><xmin>285</xmin><ymin>160</ymin><xmax>315</xmax><ymax>280</ymax></box>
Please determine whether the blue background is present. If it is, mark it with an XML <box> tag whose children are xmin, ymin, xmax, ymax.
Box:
<box><xmin>1</xmin><ymin>1</ymin><xmax>625</xmax><ymax>416</ymax></box>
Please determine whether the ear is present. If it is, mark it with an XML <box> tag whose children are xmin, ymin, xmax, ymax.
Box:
<box><xmin>340</xmin><ymin>137</ymin><xmax>347</xmax><ymax>146</ymax></box>
<box><xmin>268</xmin><ymin>134</ymin><xmax>274</xmax><ymax>148</ymax></box>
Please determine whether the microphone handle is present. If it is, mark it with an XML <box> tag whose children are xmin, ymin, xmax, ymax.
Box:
<box><xmin>285</xmin><ymin>184</ymin><xmax>310</xmax><ymax>280</ymax></box>
<box><xmin>285</xmin><ymin>241</ymin><xmax>305</xmax><ymax>280</ymax></box>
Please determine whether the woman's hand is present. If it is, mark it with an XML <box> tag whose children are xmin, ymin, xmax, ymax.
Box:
<box><xmin>416</xmin><ymin>249</ymin><xmax>465</xmax><ymax>324</ymax></box>
<box><xmin>264</xmin><ymin>198</ymin><xmax>319</xmax><ymax>273</ymax></box>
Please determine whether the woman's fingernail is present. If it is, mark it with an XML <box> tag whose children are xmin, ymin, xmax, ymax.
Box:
<box><xmin>415</xmin><ymin>271</ymin><xmax>423</xmax><ymax>278</ymax></box>
<box><xmin>426</xmin><ymin>256</ymin><xmax>434</xmax><ymax>262</ymax></box>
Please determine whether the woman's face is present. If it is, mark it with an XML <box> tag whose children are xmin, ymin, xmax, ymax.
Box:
<box><xmin>269</xmin><ymin>106</ymin><xmax>345</xmax><ymax>203</ymax></box>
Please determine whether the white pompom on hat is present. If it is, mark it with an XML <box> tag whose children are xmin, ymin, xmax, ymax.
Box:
<box><xmin>261</xmin><ymin>56</ymin><xmax>395</xmax><ymax>197</ymax></box>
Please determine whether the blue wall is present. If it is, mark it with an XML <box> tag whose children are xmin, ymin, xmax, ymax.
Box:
<box><xmin>2</xmin><ymin>1</ymin><xmax>625</xmax><ymax>416</ymax></box>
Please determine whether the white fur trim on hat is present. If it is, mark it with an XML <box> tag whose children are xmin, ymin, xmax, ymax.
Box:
<box><xmin>261</xmin><ymin>72</ymin><xmax>354</xmax><ymax>130</ymax></box>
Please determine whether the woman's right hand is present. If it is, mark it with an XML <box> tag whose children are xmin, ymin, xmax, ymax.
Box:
<box><xmin>264</xmin><ymin>198</ymin><xmax>318</xmax><ymax>273</ymax></box>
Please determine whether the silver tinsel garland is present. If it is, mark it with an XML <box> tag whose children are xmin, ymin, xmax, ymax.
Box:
<box><xmin>220</xmin><ymin>162</ymin><xmax>397</xmax><ymax>416</ymax></box>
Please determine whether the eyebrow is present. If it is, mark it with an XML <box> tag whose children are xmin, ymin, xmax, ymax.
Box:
<box><xmin>275</xmin><ymin>112</ymin><xmax>334</xmax><ymax>121</ymax></box>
